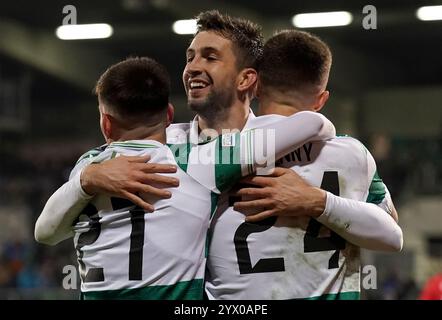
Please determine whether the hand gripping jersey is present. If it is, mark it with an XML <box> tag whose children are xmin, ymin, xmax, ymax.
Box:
<box><xmin>68</xmin><ymin>111</ymin><xmax>334</xmax><ymax>300</ymax></box>
<box><xmin>205</xmin><ymin>115</ymin><xmax>394</xmax><ymax>300</ymax></box>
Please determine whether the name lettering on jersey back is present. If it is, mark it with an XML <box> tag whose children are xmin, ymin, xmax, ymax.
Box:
<box><xmin>276</xmin><ymin>142</ymin><xmax>313</xmax><ymax>166</ymax></box>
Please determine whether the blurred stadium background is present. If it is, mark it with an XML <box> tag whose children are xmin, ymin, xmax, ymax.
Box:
<box><xmin>0</xmin><ymin>0</ymin><xmax>440</xmax><ymax>299</ymax></box>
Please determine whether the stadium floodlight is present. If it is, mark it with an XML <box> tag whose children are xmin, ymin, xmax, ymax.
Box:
<box><xmin>292</xmin><ymin>11</ymin><xmax>353</xmax><ymax>28</ymax></box>
<box><xmin>416</xmin><ymin>5</ymin><xmax>442</xmax><ymax>21</ymax></box>
<box><xmin>56</xmin><ymin>23</ymin><xmax>113</xmax><ymax>40</ymax></box>
<box><xmin>172</xmin><ymin>19</ymin><xmax>197</xmax><ymax>35</ymax></box>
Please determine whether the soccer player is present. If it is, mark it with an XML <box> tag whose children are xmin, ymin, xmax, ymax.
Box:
<box><xmin>35</xmin><ymin>11</ymin><xmax>402</xmax><ymax>299</ymax></box>
<box><xmin>205</xmin><ymin>30</ymin><xmax>402</xmax><ymax>299</ymax></box>
<box><xmin>35</xmin><ymin>55</ymin><xmax>335</xmax><ymax>299</ymax></box>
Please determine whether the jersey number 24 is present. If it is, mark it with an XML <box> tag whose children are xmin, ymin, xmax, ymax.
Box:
<box><xmin>233</xmin><ymin>171</ymin><xmax>346</xmax><ymax>274</ymax></box>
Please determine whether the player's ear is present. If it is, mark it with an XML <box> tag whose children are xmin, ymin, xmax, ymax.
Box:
<box><xmin>101</xmin><ymin>112</ymin><xmax>114</xmax><ymax>143</ymax></box>
<box><xmin>237</xmin><ymin>68</ymin><xmax>258</xmax><ymax>93</ymax></box>
<box><xmin>315</xmin><ymin>90</ymin><xmax>330</xmax><ymax>112</ymax></box>
<box><xmin>99</xmin><ymin>103</ymin><xmax>114</xmax><ymax>143</ymax></box>
<box><xmin>166</xmin><ymin>103</ymin><xmax>174</xmax><ymax>127</ymax></box>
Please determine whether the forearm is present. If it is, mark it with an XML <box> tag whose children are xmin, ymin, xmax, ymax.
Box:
<box><xmin>35</xmin><ymin>171</ymin><xmax>92</xmax><ymax>245</ymax></box>
<box><xmin>249</xmin><ymin>111</ymin><xmax>336</xmax><ymax>167</ymax></box>
<box><xmin>274</xmin><ymin>112</ymin><xmax>333</xmax><ymax>161</ymax></box>
<box><xmin>316</xmin><ymin>192</ymin><xmax>403</xmax><ymax>252</ymax></box>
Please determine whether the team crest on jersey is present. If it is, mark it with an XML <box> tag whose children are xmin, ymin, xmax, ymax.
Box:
<box><xmin>222</xmin><ymin>133</ymin><xmax>235</xmax><ymax>147</ymax></box>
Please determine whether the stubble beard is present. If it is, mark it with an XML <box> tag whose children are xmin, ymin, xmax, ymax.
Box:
<box><xmin>188</xmin><ymin>85</ymin><xmax>235</xmax><ymax>129</ymax></box>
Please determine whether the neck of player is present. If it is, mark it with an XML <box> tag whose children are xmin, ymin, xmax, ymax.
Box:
<box><xmin>258</xmin><ymin>96</ymin><xmax>311</xmax><ymax>117</ymax></box>
<box><xmin>111</xmin><ymin>124</ymin><xmax>167</xmax><ymax>144</ymax></box>
<box><xmin>197</xmin><ymin>100</ymin><xmax>250</xmax><ymax>134</ymax></box>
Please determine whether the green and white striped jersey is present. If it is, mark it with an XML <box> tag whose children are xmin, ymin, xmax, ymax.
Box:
<box><xmin>69</xmin><ymin>111</ymin><xmax>334</xmax><ymax>299</ymax></box>
<box><xmin>205</xmin><ymin>116</ymin><xmax>394</xmax><ymax>300</ymax></box>
<box><xmin>71</xmin><ymin>141</ymin><xmax>210</xmax><ymax>299</ymax></box>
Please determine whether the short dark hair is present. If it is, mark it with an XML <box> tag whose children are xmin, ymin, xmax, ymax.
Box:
<box><xmin>95</xmin><ymin>56</ymin><xmax>170</xmax><ymax>124</ymax></box>
<box><xmin>259</xmin><ymin>30</ymin><xmax>332</xmax><ymax>93</ymax></box>
<box><xmin>195</xmin><ymin>10</ymin><xmax>263</xmax><ymax>69</ymax></box>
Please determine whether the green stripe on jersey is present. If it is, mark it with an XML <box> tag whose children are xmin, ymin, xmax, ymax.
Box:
<box><xmin>303</xmin><ymin>291</ymin><xmax>360</xmax><ymax>300</ymax></box>
<box><xmin>214</xmin><ymin>134</ymin><xmax>242</xmax><ymax>193</ymax></box>
<box><xmin>81</xmin><ymin>279</ymin><xmax>204</xmax><ymax>300</ymax></box>
<box><xmin>168</xmin><ymin>143</ymin><xmax>191</xmax><ymax>173</ymax></box>
<box><xmin>366</xmin><ymin>171</ymin><xmax>386</xmax><ymax>204</ymax></box>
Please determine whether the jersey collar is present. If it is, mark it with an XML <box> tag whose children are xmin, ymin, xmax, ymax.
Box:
<box><xmin>189</xmin><ymin>109</ymin><xmax>256</xmax><ymax>144</ymax></box>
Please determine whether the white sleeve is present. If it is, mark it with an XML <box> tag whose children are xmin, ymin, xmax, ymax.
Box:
<box><xmin>34</xmin><ymin>147</ymin><xmax>109</xmax><ymax>245</ymax></box>
<box><xmin>241</xmin><ymin>111</ymin><xmax>335</xmax><ymax>175</ymax></box>
<box><xmin>34</xmin><ymin>166</ymin><xmax>93</xmax><ymax>246</ymax></box>
<box><xmin>316</xmin><ymin>145</ymin><xmax>403</xmax><ymax>252</ymax></box>
<box><xmin>317</xmin><ymin>192</ymin><xmax>403</xmax><ymax>251</ymax></box>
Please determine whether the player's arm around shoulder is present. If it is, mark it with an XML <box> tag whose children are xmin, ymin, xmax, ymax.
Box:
<box><xmin>329</xmin><ymin>135</ymin><xmax>403</xmax><ymax>251</ymax></box>
<box><xmin>363</xmin><ymin>139</ymin><xmax>402</xmax><ymax>250</ymax></box>
<box><xmin>79</xmin><ymin>151</ymin><xmax>179</xmax><ymax>212</ymax></box>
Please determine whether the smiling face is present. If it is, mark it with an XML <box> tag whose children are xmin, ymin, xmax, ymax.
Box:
<box><xmin>183</xmin><ymin>31</ymin><xmax>239</xmax><ymax>121</ymax></box>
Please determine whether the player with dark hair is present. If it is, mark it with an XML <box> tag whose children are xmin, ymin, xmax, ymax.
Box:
<box><xmin>205</xmin><ymin>30</ymin><xmax>401</xmax><ymax>299</ymax></box>
<box><xmin>258</xmin><ymin>30</ymin><xmax>332</xmax><ymax>116</ymax></box>
<box><xmin>182</xmin><ymin>10</ymin><xmax>263</xmax><ymax>135</ymax></box>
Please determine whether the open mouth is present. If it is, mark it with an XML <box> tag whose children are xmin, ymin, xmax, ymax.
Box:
<box><xmin>188</xmin><ymin>79</ymin><xmax>210</xmax><ymax>96</ymax></box>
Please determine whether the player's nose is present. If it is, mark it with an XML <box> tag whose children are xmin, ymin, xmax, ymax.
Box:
<box><xmin>184</xmin><ymin>57</ymin><xmax>204</xmax><ymax>77</ymax></box>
